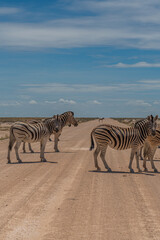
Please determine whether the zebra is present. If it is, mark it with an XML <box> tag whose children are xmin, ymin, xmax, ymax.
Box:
<box><xmin>90</xmin><ymin>115</ymin><xmax>158</xmax><ymax>173</ymax></box>
<box><xmin>22</xmin><ymin>119</ymin><xmax>52</xmax><ymax>153</ymax></box>
<box><xmin>140</xmin><ymin>129</ymin><xmax>160</xmax><ymax>172</ymax></box>
<box><xmin>53</xmin><ymin>111</ymin><xmax>78</xmax><ymax>152</ymax></box>
<box><xmin>22</xmin><ymin>111</ymin><xmax>78</xmax><ymax>153</ymax></box>
<box><xmin>7</xmin><ymin>115</ymin><xmax>61</xmax><ymax>163</ymax></box>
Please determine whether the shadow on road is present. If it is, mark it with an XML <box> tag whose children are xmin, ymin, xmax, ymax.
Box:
<box><xmin>88</xmin><ymin>170</ymin><xmax>156</xmax><ymax>176</ymax></box>
<box><xmin>8</xmin><ymin>161</ymin><xmax>58</xmax><ymax>164</ymax></box>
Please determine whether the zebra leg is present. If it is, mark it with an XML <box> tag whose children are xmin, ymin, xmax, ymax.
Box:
<box><xmin>143</xmin><ymin>156</ymin><xmax>148</xmax><ymax>172</ymax></box>
<box><xmin>14</xmin><ymin>141</ymin><xmax>22</xmax><ymax>163</ymax></box>
<box><xmin>150</xmin><ymin>149</ymin><xmax>158</xmax><ymax>172</ymax></box>
<box><xmin>94</xmin><ymin>146</ymin><xmax>101</xmax><ymax>171</ymax></box>
<box><xmin>140</xmin><ymin>146</ymin><xmax>143</xmax><ymax>160</ymax></box>
<box><xmin>40</xmin><ymin>139</ymin><xmax>47</xmax><ymax>162</ymax></box>
<box><xmin>135</xmin><ymin>151</ymin><xmax>142</xmax><ymax>172</ymax></box>
<box><xmin>150</xmin><ymin>157</ymin><xmax>158</xmax><ymax>172</ymax></box>
<box><xmin>7</xmin><ymin>137</ymin><xmax>16</xmax><ymax>164</ymax></box>
<box><xmin>128</xmin><ymin>149</ymin><xmax>135</xmax><ymax>173</ymax></box>
<box><xmin>28</xmin><ymin>143</ymin><xmax>34</xmax><ymax>153</ymax></box>
<box><xmin>22</xmin><ymin>142</ymin><xmax>26</xmax><ymax>153</ymax></box>
<box><xmin>54</xmin><ymin>133</ymin><xmax>61</xmax><ymax>152</ymax></box>
<box><xmin>100</xmin><ymin>148</ymin><xmax>111</xmax><ymax>172</ymax></box>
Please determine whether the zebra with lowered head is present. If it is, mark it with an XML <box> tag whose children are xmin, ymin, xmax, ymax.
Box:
<box><xmin>90</xmin><ymin>115</ymin><xmax>158</xmax><ymax>173</ymax></box>
<box><xmin>7</xmin><ymin>115</ymin><xmax>61</xmax><ymax>163</ymax></box>
<box><xmin>22</xmin><ymin>111</ymin><xmax>78</xmax><ymax>153</ymax></box>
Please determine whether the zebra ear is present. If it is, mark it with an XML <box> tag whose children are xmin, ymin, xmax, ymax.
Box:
<box><xmin>155</xmin><ymin>115</ymin><xmax>158</xmax><ymax>121</ymax></box>
<box><xmin>147</xmin><ymin>115</ymin><xmax>151</xmax><ymax>121</ymax></box>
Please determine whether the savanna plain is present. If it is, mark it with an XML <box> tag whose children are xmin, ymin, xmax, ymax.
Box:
<box><xmin>0</xmin><ymin>118</ymin><xmax>160</xmax><ymax>240</ymax></box>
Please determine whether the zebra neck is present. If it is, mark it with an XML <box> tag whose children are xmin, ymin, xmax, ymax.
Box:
<box><xmin>60</xmin><ymin>117</ymin><xmax>69</xmax><ymax>128</ymax></box>
<box><xmin>46</xmin><ymin>120</ymin><xmax>55</xmax><ymax>134</ymax></box>
<box><xmin>138</xmin><ymin>122</ymin><xmax>149</xmax><ymax>143</ymax></box>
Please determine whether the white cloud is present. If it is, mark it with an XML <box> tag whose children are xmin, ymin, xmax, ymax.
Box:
<box><xmin>139</xmin><ymin>80</ymin><xmax>160</xmax><ymax>84</ymax></box>
<box><xmin>89</xmin><ymin>100</ymin><xmax>102</xmax><ymax>104</ymax></box>
<box><xmin>23</xmin><ymin>83</ymin><xmax>118</xmax><ymax>93</ymax></box>
<box><xmin>153</xmin><ymin>100</ymin><xmax>160</xmax><ymax>105</ymax></box>
<box><xmin>45</xmin><ymin>100</ymin><xmax>57</xmax><ymax>104</ymax></box>
<box><xmin>0</xmin><ymin>7</ymin><xmax>21</xmax><ymax>15</ymax></box>
<box><xmin>29</xmin><ymin>100</ymin><xmax>37</xmax><ymax>104</ymax></box>
<box><xmin>0</xmin><ymin>101</ymin><xmax>21</xmax><ymax>106</ymax></box>
<box><xmin>104</xmin><ymin>62</ymin><xmax>160</xmax><ymax>68</ymax></box>
<box><xmin>1</xmin><ymin>1</ymin><xmax>160</xmax><ymax>49</ymax></box>
<box><xmin>126</xmin><ymin>100</ymin><xmax>152</xmax><ymax>107</ymax></box>
<box><xmin>59</xmin><ymin>98</ymin><xmax>76</xmax><ymax>104</ymax></box>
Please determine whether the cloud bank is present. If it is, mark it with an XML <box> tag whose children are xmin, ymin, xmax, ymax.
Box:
<box><xmin>1</xmin><ymin>1</ymin><xmax>160</xmax><ymax>49</ymax></box>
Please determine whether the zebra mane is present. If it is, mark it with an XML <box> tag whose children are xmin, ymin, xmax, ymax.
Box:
<box><xmin>61</xmin><ymin>111</ymin><xmax>74</xmax><ymax>116</ymax></box>
<box><xmin>134</xmin><ymin>118</ymin><xmax>146</xmax><ymax>127</ymax></box>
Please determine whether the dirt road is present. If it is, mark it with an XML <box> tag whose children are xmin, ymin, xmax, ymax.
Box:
<box><xmin>0</xmin><ymin>119</ymin><xmax>160</xmax><ymax>240</ymax></box>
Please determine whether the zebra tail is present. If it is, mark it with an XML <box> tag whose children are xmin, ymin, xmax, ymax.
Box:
<box><xmin>90</xmin><ymin>131</ymin><xmax>95</xmax><ymax>151</ymax></box>
<box><xmin>8</xmin><ymin>126</ymin><xmax>15</xmax><ymax>151</ymax></box>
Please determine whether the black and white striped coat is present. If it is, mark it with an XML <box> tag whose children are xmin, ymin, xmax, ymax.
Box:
<box><xmin>7</xmin><ymin>116</ymin><xmax>61</xmax><ymax>163</ymax></box>
<box><xmin>140</xmin><ymin>129</ymin><xmax>160</xmax><ymax>172</ymax></box>
<box><xmin>53</xmin><ymin>111</ymin><xmax>78</xmax><ymax>152</ymax></box>
<box><xmin>22</xmin><ymin>111</ymin><xmax>78</xmax><ymax>153</ymax></box>
<box><xmin>90</xmin><ymin>115</ymin><xmax>158</xmax><ymax>173</ymax></box>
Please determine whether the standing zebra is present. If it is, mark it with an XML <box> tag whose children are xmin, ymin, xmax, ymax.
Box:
<box><xmin>22</xmin><ymin>119</ymin><xmax>52</xmax><ymax>153</ymax></box>
<box><xmin>22</xmin><ymin>111</ymin><xmax>78</xmax><ymax>153</ymax></box>
<box><xmin>141</xmin><ymin>130</ymin><xmax>160</xmax><ymax>172</ymax></box>
<box><xmin>7</xmin><ymin>116</ymin><xmax>61</xmax><ymax>163</ymax></box>
<box><xmin>53</xmin><ymin>111</ymin><xmax>78</xmax><ymax>152</ymax></box>
<box><xmin>90</xmin><ymin>115</ymin><xmax>158</xmax><ymax>173</ymax></box>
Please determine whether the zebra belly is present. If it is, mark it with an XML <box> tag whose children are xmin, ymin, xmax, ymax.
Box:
<box><xmin>108</xmin><ymin>141</ymin><xmax>132</xmax><ymax>150</ymax></box>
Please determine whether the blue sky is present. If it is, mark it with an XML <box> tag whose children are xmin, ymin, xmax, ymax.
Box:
<box><xmin>1</xmin><ymin>0</ymin><xmax>160</xmax><ymax>117</ymax></box>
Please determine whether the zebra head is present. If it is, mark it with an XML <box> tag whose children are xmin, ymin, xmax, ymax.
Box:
<box><xmin>147</xmin><ymin>115</ymin><xmax>158</xmax><ymax>136</ymax></box>
<box><xmin>68</xmin><ymin>111</ymin><xmax>78</xmax><ymax>127</ymax></box>
<box><xmin>52</xmin><ymin>115</ymin><xmax>61</xmax><ymax>133</ymax></box>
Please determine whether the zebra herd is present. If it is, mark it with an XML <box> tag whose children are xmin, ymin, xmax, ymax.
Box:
<box><xmin>7</xmin><ymin>111</ymin><xmax>78</xmax><ymax>163</ymax></box>
<box><xmin>7</xmin><ymin>113</ymin><xmax>160</xmax><ymax>173</ymax></box>
<box><xmin>90</xmin><ymin>115</ymin><xmax>159</xmax><ymax>173</ymax></box>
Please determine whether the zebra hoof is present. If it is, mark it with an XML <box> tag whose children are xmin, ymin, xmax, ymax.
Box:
<box><xmin>130</xmin><ymin>169</ymin><xmax>134</xmax><ymax>173</ymax></box>
<box><xmin>108</xmin><ymin>168</ymin><xmax>112</xmax><ymax>172</ymax></box>
<box><xmin>96</xmin><ymin>167</ymin><xmax>101</xmax><ymax>171</ymax></box>
<box><xmin>144</xmin><ymin>168</ymin><xmax>148</xmax><ymax>172</ymax></box>
<box><xmin>55</xmin><ymin>150</ymin><xmax>59</xmax><ymax>152</ymax></box>
<box><xmin>18</xmin><ymin>159</ymin><xmax>22</xmax><ymax>163</ymax></box>
<box><xmin>154</xmin><ymin>168</ymin><xmax>158</xmax><ymax>173</ymax></box>
<box><xmin>7</xmin><ymin>161</ymin><xmax>11</xmax><ymax>164</ymax></box>
<box><xmin>41</xmin><ymin>158</ymin><xmax>47</xmax><ymax>162</ymax></box>
<box><xmin>138</xmin><ymin>169</ymin><xmax>142</xmax><ymax>173</ymax></box>
<box><xmin>30</xmin><ymin>150</ymin><xmax>34</xmax><ymax>153</ymax></box>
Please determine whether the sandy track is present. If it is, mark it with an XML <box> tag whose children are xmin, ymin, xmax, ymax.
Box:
<box><xmin>0</xmin><ymin>119</ymin><xmax>160</xmax><ymax>240</ymax></box>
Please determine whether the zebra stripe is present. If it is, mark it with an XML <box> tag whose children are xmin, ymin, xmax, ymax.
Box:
<box><xmin>22</xmin><ymin>111</ymin><xmax>78</xmax><ymax>153</ymax></box>
<box><xmin>141</xmin><ymin>129</ymin><xmax>160</xmax><ymax>172</ymax></box>
<box><xmin>90</xmin><ymin>115</ymin><xmax>158</xmax><ymax>173</ymax></box>
<box><xmin>7</xmin><ymin>116</ymin><xmax>61</xmax><ymax>163</ymax></box>
<box><xmin>53</xmin><ymin>111</ymin><xmax>78</xmax><ymax>152</ymax></box>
